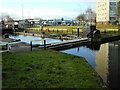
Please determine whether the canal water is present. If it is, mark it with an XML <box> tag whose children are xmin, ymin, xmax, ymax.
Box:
<box><xmin>10</xmin><ymin>35</ymin><xmax>63</xmax><ymax>45</ymax></box>
<box><xmin>61</xmin><ymin>40</ymin><xmax>120</xmax><ymax>89</ymax></box>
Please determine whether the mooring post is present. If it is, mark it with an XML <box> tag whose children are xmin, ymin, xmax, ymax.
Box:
<box><xmin>6</xmin><ymin>43</ymin><xmax>9</xmax><ymax>53</ymax></box>
<box><xmin>77</xmin><ymin>28</ymin><xmax>79</xmax><ymax>37</ymax></box>
<box><xmin>30</xmin><ymin>41</ymin><xmax>32</xmax><ymax>51</ymax></box>
<box><xmin>59</xmin><ymin>35</ymin><xmax>62</xmax><ymax>40</ymax></box>
<box><xmin>44</xmin><ymin>40</ymin><xmax>46</xmax><ymax>49</ymax></box>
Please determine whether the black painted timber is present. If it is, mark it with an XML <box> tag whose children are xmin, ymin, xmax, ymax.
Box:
<box><xmin>47</xmin><ymin>38</ymin><xmax>89</xmax><ymax>50</ymax></box>
<box><xmin>100</xmin><ymin>35</ymin><xmax>120</xmax><ymax>44</ymax></box>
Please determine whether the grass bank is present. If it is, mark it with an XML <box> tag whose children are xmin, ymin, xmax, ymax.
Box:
<box><xmin>26</xmin><ymin>26</ymin><xmax>83</xmax><ymax>34</ymax></box>
<box><xmin>2</xmin><ymin>49</ymin><xmax>106</xmax><ymax>88</ymax></box>
<box><xmin>25</xmin><ymin>25</ymin><xmax>119</xmax><ymax>34</ymax></box>
<box><xmin>36</xmin><ymin>26</ymin><xmax>83</xmax><ymax>30</ymax></box>
<box><xmin>96</xmin><ymin>25</ymin><xmax>120</xmax><ymax>29</ymax></box>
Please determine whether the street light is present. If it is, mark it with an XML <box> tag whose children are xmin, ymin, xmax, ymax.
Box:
<box><xmin>21</xmin><ymin>4</ymin><xmax>24</xmax><ymax>20</ymax></box>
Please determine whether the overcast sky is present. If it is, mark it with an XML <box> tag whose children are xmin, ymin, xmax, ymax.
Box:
<box><xmin>1</xmin><ymin>0</ymin><xmax>96</xmax><ymax>20</ymax></box>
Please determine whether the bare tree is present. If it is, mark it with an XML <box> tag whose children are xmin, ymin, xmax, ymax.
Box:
<box><xmin>1</xmin><ymin>13</ymin><xmax>14</xmax><ymax>22</ymax></box>
<box><xmin>61</xmin><ymin>17</ymin><xmax>64</xmax><ymax>21</ymax></box>
<box><xmin>85</xmin><ymin>7</ymin><xmax>96</xmax><ymax>24</ymax></box>
<box><xmin>76</xmin><ymin>13</ymin><xmax>85</xmax><ymax>21</ymax></box>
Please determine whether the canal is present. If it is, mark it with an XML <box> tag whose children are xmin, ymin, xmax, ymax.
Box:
<box><xmin>10</xmin><ymin>35</ymin><xmax>63</xmax><ymax>45</ymax></box>
<box><xmin>61</xmin><ymin>40</ymin><xmax>120</xmax><ymax>89</ymax></box>
<box><xmin>10</xmin><ymin>35</ymin><xmax>120</xmax><ymax>89</ymax></box>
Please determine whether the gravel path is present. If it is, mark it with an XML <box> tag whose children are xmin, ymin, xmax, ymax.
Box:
<box><xmin>9</xmin><ymin>42</ymin><xmax>39</xmax><ymax>53</ymax></box>
<box><xmin>1</xmin><ymin>37</ymin><xmax>41</xmax><ymax>53</ymax></box>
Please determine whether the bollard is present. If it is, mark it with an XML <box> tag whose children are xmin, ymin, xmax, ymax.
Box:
<box><xmin>30</xmin><ymin>41</ymin><xmax>32</xmax><ymax>51</ymax></box>
<box><xmin>77</xmin><ymin>28</ymin><xmax>79</xmax><ymax>37</ymax></box>
<box><xmin>44</xmin><ymin>40</ymin><xmax>46</xmax><ymax>49</ymax></box>
<box><xmin>59</xmin><ymin>35</ymin><xmax>62</xmax><ymax>40</ymax></box>
<box><xmin>6</xmin><ymin>43</ymin><xmax>9</xmax><ymax>53</ymax></box>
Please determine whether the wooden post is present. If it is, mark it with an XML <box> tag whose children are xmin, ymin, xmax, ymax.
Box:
<box><xmin>59</xmin><ymin>35</ymin><xmax>62</xmax><ymax>40</ymax></box>
<box><xmin>77</xmin><ymin>28</ymin><xmax>79</xmax><ymax>37</ymax></box>
<box><xmin>44</xmin><ymin>40</ymin><xmax>46</xmax><ymax>49</ymax></box>
<box><xmin>30</xmin><ymin>41</ymin><xmax>32</xmax><ymax>51</ymax></box>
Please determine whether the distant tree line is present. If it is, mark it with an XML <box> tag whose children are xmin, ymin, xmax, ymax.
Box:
<box><xmin>76</xmin><ymin>7</ymin><xmax>96</xmax><ymax>25</ymax></box>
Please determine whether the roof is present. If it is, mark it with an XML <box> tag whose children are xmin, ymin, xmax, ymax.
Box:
<box><xmin>4</xmin><ymin>22</ymin><xmax>18</xmax><ymax>25</ymax></box>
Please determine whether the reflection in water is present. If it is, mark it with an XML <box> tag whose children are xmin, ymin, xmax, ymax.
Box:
<box><xmin>95</xmin><ymin>43</ymin><xmax>109</xmax><ymax>83</ymax></box>
<box><xmin>107</xmin><ymin>41</ymin><xmax>120</xmax><ymax>89</ymax></box>
<box><xmin>61</xmin><ymin>40</ymin><xmax>120</xmax><ymax>89</ymax></box>
<box><xmin>87</xmin><ymin>42</ymin><xmax>101</xmax><ymax>50</ymax></box>
<box><xmin>89</xmin><ymin>41</ymin><xmax>120</xmax><ymax>89</ymax></box>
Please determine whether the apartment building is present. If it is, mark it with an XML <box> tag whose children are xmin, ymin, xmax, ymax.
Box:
<box><xmin>116</xmin><ymin>0</ymin><xmax>120</xmax><ymax>24</ymax></box>
<box><xmin>96</xmin><ymin>0</ymin><xmax>117</xmax><ymax>25</ymax></box>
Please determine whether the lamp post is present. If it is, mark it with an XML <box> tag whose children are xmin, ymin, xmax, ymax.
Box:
<box><xmin>21</xmin><ymin>4</ymin><xmax>24</xmax><ymax>20</ymax></box>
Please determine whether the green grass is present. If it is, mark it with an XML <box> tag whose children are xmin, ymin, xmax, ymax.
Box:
<box><xmin>34</xmin><ymin>25</ymin><xmax>120</xmax><ymax>29</ymax></box>
<box><xmin>35</xmin><ymin>26</ymin><xmax>83</xmax><ymax>29</ymax></box>
<box><xmin>43</xmin><ymin>26</ymin><xmax>83</xmax><ymax>30</ymax></box>
<box><xmin>2</xmin><ymin>49</ymin><xmax>106</xmax><ymax>88</ymax></box>
<box><xmin>25</xmin><ymin>25</ymin><xmax>120</xmax><ymax>34</ymax></box>
<box><xmin>96</xmin><ymin>25</ymin><xmax>120</xmax><ymax>29</ymax></box>
<box><xmin>26</xmin><ymin>26</ymin><xmax>83</xmax><ymax>34</ymax></box>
